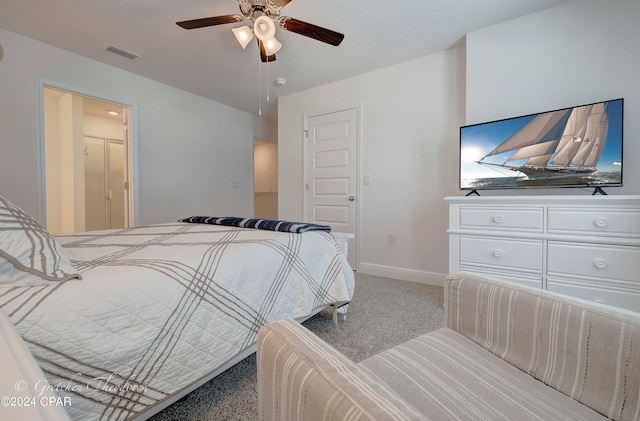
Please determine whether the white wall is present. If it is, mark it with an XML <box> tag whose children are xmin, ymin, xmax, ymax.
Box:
<box><xmin>254</xmin><ymin>139</ymin><xmax>278</xmax><ymax>220</ymax></box>
<box><xmin>279</xmin><ymin>48</ymin><xmax>465</xmax><ymax>284</ymax></box>
<box><xmin>0</xmin><ymin>27</ymin><xmax>276</xmax><ymax>224</ymax></box>
<box><xmin>279</xmin><ymin>0</ymin><xmax>640</xmax><ymax>283</ymax></box>
<box><xmin>253</xmin><ymin>140</ymin><xmax>278</xmax><ymax>193</ymax></box>
<box><xmin>57</xmin><ymin>94</ymin><xmax>85</xmax><ymax>232</ymax></box>
<box><xmin>43</xmin><ymin>94</ymin><xmax>63</xmax><ymax>233</ymax></box>
<box><xmin>84</xmin><ymin>114</ymin><xmax>124</xmax><ymax>141</ymax></box>
<box><xmin>466</xmin><ymin>0</ymin><xmax>639</xmax><ymax>195</ymax></box>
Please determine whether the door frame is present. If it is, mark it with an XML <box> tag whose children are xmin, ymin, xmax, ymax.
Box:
<box><xmin>35</xmin><ymin>77</ymin><xmax>138</xmax><ymax>228</ymax></box>
<box><xmin>302</xmin><ymin>103</ymin><xmax>362</xmax><ymax>270</ymax></box>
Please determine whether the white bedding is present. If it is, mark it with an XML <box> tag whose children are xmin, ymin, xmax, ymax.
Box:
<box><xmin>0</xmin><ymin>223</ymin><xmax>354</xmax><ymax>420</ymax></box>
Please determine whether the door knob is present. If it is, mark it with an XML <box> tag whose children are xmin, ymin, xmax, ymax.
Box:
<box><xmin>348</xmin><ymin>195</ymin><xmax>355</xmax><ymax>201</ymax></box>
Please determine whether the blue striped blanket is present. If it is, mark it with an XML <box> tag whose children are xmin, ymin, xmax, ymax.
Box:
<box><xmin>180</xmin><ymin>216</ymin><xmax>331</xmax><ymax>233</ymax></box>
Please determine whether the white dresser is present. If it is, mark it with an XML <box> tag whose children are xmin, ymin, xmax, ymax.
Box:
<box><xmin>446</xmin><ymin>195</ymin><xmax>640</xmax><ymax>312</ymax></box>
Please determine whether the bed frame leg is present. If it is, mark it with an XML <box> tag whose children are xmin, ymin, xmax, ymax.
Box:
<box><xmin>330</xmin><ymin>301</ymin><xmax>350</xmax><ymax>330</ymax></box>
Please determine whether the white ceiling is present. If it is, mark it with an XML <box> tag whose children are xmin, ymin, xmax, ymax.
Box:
<box><xmin>0</xmin><ymin>0</ymin><xmax>570</xmax><ymax>120</ymax></box>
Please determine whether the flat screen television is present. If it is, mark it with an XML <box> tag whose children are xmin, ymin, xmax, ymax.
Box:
<box><xmin>459</xmin><ymin>98</ymin><xmax>623</xmax><ymax>193</ymax></box>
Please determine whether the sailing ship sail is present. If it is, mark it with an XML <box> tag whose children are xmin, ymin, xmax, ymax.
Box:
<box><xmin>477</xmin><ymin>103</ymin><xmax>609</xmax><ymax>178</ymax></box>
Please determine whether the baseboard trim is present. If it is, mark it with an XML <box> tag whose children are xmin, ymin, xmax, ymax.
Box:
<box><xmin>357</xmin><ymin>263</ymin><xmax>445</xmax><ymax>287</ymax></box>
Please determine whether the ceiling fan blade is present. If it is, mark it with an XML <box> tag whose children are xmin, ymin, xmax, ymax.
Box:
<box><xmin>258</xmin><ymin>40</ymin><xmax>277</xmax><ymax>63</ymax></box>
<box><xmin>279</xmin><ymin>17</ymin><xmax>344</xmax><ymax>46</ymax></box>
<box><xmin>176</xmin><ymin>15</ymin><xmax>243</xmax><ymax>30</ymax></box>
<box><xmin>268</xmin><ymin>0</ymin><xmax>293</xmax><ymax>8</ymax></box>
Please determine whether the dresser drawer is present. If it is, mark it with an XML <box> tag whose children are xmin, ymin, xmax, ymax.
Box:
<box><xmin>459</xmin><ymin>266</ymin><xmax>542</xmax><ymax>289</ymax></box>
<box><xmin>460</xmin><ymin>236</ymin><xmax>543</xmax><ymax>272</ymax></box>
<box><xmin>460</xmin><ymin>207</ymin><xmax>543</xmax><ymax>232</ymax></box>
<box><xmin>547</xmin><ymin>278</ymin><xmax>640</xmax><ymax>313</ymax></box>
<box><xmin>548</xmin><ymin>208</ymin><xmax>640</xmax><ymax>237</ymax></box>
<box><xmin>547</xmin><ymin>242</ymin><xmax>640</xmax><ymax>282</ymax></box>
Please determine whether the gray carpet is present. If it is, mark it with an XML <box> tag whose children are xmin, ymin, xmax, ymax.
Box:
<box><xmin>149</xmin><ymin>272</ymin><xmax>445</xmax><ymax>421</ymax></box>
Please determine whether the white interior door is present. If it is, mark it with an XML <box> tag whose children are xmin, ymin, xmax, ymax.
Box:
<box><xmin>306</xmin><ymin>108</ymin><xmax>358</xmax><ymax>269</ymax></box>
<box><xmin>83</xmin><ymin>137</ymin><xmax>125</xmax><ymax>231</ymax></box>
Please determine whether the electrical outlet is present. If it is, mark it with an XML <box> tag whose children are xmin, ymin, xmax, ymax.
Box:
<box><xmin>387</xmin><ymin>233</ymin><xmax>396</xmax><ymax>246</ymax></box>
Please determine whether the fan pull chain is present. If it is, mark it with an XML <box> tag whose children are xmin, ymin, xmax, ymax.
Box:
<box><xmin>266</xmin><ymin>55</ymin><xmax>270</xmax><ymax>103</ymax></box>
<box><xmin>258</xmin><ymin>52</ymin><xmax>262</xmax><ymax>116</ymax></box>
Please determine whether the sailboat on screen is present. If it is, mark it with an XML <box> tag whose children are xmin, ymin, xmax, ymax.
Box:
<box><xmin>477</xmin><ymin>103</ymin><xmax>609</xmax><ymax>179</ymax></box>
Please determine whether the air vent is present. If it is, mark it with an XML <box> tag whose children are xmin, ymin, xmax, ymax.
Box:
<box><xmin>106</xmin><ymin>46</ymin><xmax>140</xmax><ymax>60</ymax></box>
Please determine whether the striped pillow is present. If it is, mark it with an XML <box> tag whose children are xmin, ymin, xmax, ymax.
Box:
<box><xmin>180</xmin><ymin>216</ymin><xmax>332</xmax><ymax>233</ymax></box>
<box><xmin>0</xmin><ymin>195</ymin><xmax>80</xmax><ymax>286</ymax></box>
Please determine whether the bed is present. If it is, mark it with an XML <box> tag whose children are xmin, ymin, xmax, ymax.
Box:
<box><xmin>0</xmin><ymin>196</ymin><xmax>355</xmax><ymax>420</ymax></box>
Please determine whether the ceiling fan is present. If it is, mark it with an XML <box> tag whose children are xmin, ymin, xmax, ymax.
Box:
<box><xmin>176</xmin><ymin>0</ymin><xmax>344</xmax><ymax>62</ymax></box>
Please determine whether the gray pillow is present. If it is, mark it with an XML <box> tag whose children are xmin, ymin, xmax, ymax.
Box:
<box><xmin>0</xmin><ymin>195</ymin><xmax>81</xmax><ymax>286</ymax></box>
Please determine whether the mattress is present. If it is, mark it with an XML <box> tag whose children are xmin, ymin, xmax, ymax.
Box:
<box><xmin>0</xmin><ymin>222</ymin><xmax>354</xmax><ymax>420</ymax></box>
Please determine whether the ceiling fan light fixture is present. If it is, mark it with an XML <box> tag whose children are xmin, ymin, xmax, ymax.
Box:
<box><xmin>232</xmin><ymin>25</ymin><xmax>254</xmax><ymax>49</ymax></box>
<box><xmin>263</xmin><ymin>37</ymin><xmax>282</xmax><ymax>56</ymax></box>
<box><xmin>254</xmin><ymin>16</ymin><xmax>276</xmax><ymax>41</ymax></box>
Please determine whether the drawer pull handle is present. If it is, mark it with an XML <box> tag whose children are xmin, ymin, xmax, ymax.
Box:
<box><xmin>595</xmin><ymin>218</ymin><xmax>608</xmax><ymax>228</ymax></box>
<box><xmin>493</xmin><ymin>216</ymin><xmax>503</xmax><ymax>224</ymax></box>
<box><xmin>493</xmin><ymin>250</ymin><xmax>504</xmax><ymax>258</ymax></box>
<box><xmin>594</xmin><ymin>259</ymin><xmax>607</xmax><ymax>269</ymax></box>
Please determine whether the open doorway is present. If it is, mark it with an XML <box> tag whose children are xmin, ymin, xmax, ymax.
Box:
<box><xmin>253</xmin><ymin>138</ymin><xmax>278</xmax><ymax>219</ymax></box>
<box><xmin>42</xmin><ymin>87</ymin><xmax>131</xmax><ymax>234</ymax></box>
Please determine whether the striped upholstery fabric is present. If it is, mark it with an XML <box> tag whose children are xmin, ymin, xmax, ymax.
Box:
<box><xmin>445</xmin><ymin>273</ymin><xmax>640</xmax><ymax>421</ymax></box>
<box><xmin>257</xmin><ymin>319</ymin><xmax>425</xmax><ymax>421</ymax></box>
<box><xmin>360</xmin><ymin>327</ymin><xmax>606</xmax><ymax>420</ymax></box>
<box><xmin>258</xmin><ymin>273</ymin><xmax>640</xmax><ymax>421</ymax></box>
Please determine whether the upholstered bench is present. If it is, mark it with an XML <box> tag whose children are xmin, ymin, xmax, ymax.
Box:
<box><xmin>257</xmin><ymin>273</ymin><xmax>640</xmax><ymax>420</ymax></box>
